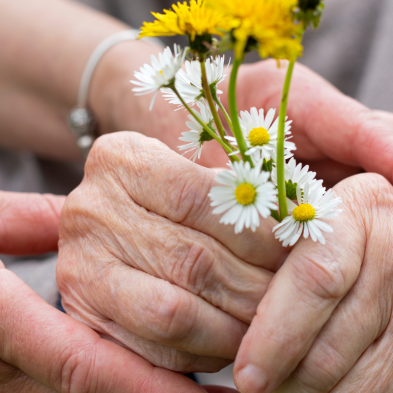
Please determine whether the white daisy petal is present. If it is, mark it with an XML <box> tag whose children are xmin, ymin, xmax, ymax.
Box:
<box><xmin>289</xmin><ymin>223</ymin><xmax>303</xmax><ymax>246</ymax></box>
<box><xmin>163</xmin><ymin>55</ymin><xmax>227</xmax><ymax>107</ymax></box>
<box><xmin>235</xmin><ymin>107</ymin><xmax>293</xmax><ymax>162</ymax></box>
<box><xmin>209</xmin><ymin>161</ymin><xmax>276</xmax><ymax>233</ymax></box>
<box><xmin>313</xmin><ymin>219</ymin><xmax>334</xmax><ymax>233</ymax></box>
<box><xmin>177</xmin><ymin>101</ymin><xmax>214</xmax><ymax>163</ymax></box>
<box><xmin>273</xmin><ymin>216</ymin><xmax>292</xmax><ymax>231</ymax></box>
<box><xmin>273</xmin><ymin>180</ymin><xmax>342</xmax><ymax>246</ymax></box>
<box><xmin>222</xmin><ymin>204</ymin><xmax>243</xmax><ymax>225</ymax></box>
<box><xmin>212</xmin><ymin>199</ymin><xmax>237</xmax><ymax>214</ymax></box>
<box><xmin>131</xmin><ymin>45</ymin><xmax>185</xmax><ymax>110</ymax></box>
<box><xmin>303</xmin><ymin>221</ymin><xmax>310</xmax><ymax>239</ymax></box>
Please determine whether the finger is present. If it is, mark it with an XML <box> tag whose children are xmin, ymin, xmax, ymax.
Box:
<box><xmin>59</xmin><ymin>250</ymin><xmax>248</xmax><ymax>364</ymax></box>
<box><xmin>271</xmin><ymin>174</ymin><xmax>393</xmax><ymax>393</ymax></box>
<box><xmin>86</xmin><ymin>132</ymin><xmax>284</xmax><ymax>271</ymax></box>
<box><xmin>0</xmin><ymin>268</ymin><xmax>207</xmax><ymax>393</ymax></box>
<box><xmin>330</xmin><ymin>325</ymin><xmax>393</xmax><ymax>393</ymax></box>
<box><xmin>0</xmin><ymin>191</ymin><xmax>65</xmax><ymax>255</ymax></box>
<box><xmin>0</xmin><ymin>359</ymin><xmax>53</xmax><ymax>392</ymax></box>
<box><xmin>95</xmin><ymin>313</ymin><xmax>233</xmax><ymax>373</ymax></box>
<box><xmin>59</xmin><ymin>175</ymin><xmax>274</xmax><ymax>365</ymax></box>
<box><xmin>237</xmin><ymin>60</ymin><xmax>393</xmax><ymax>183</ymax></box>
<box><xmin>203</xmin><ymin>386</ymin><xmax>239</xmax><ymax>393</ymax></box>
<box><xmin>233</xmin><ymin>175</ymin><xmax>368</xmax><ymax>393</ymax></box>
<box><xmin>60</xmin><ymin>182</ymin><xmax>272</xmax><ymax>324</ymax></box>
<box><xmin>273</xmin><ymin>291</ymin><xmax>382</xmax><ymax>393</ymax></box>
<box><xmin>300</xmin><ymin>158</ymin><xmax>362</xmax><ymax>188</ymax></box>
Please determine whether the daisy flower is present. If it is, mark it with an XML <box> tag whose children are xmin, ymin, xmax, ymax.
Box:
<box><xmin>130</xmin><ymin>45</ymin><xmax>186</xmax><ymax>110</ymax></box>
<box><xmin>271</xmin><ymin>158</ymin><xmax>317</xmax><ymax>200</ymax></box>
<box><xmin>162</xmin><ymin>56</ymin><xmax>227</xmax><ymax>107</ymax></box>
<box><xmin>208</xmin><ymin>161</ymin><xmax>278</xmax><ymax>233</ymax></box>
<box><xmin>178</xmin><ymin>102</ymin><xmax>214</xmax><ymax>162</ymax></box>
<box><xmin>273</xmin><ymin>182</ymin><xmax>342</xmax><ymax>247</ymax></box>
<box><xmin>226</xmin><ymin>107</ymin><xmax>296</xmax><ymax>162</ymax></box>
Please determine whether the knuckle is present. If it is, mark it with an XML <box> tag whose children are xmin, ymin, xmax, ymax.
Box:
<box><xmin>85</xmin><ymin>134</ymin><xmax>115</xmax><ymax>171</ymax></box>
<box><xmin>54</xmin><ymin>341</ymin><xmax>98</xmax><ymax>393</ymax></box>
<box><xmin>295</xmin><ymin>340</ymin><xmax>348</xmax><ymax>392</ymax></box>
<box><xmin>291</xmin><ymin>252</ymin><xmax>347</xmax><ymax>303</ymax></box>
<box><xmin>169</xmin><ymin>168</ymin><xmax>214</xmax><ymax>224</ymax></box>
<box><xmin>338</xmin><ymin>173</ymin><xmax>393</xmax><ymax>213</ymax></box>
<box><xmin>359</xmin><ymin>173</ymin><xmax>393</xmax><ymax>206</ymax></box>
<box><xmin>168</xmin><ymin>235</ymin><xmax>216</xmax><ymax>295</ymax></box>
<box><xmin>146</xmin><ymin>283</ymin><xmax>197</xmax><ymax>344</ymax></box>
<box><xmin>85</xmin><ymin>132</ymin><xmax>134</xmax><ymax>176</ymax></box>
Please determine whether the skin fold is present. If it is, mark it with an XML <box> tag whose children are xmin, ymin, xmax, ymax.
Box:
<box><xmin>0</xmin><ymin>191</ymin><xmax>236</xmax><ymax>393</ymax></box>
<box><xmin>57</xmin><ymin>132</ymin><xmax>393</xmax><ymax>393</ymax></box>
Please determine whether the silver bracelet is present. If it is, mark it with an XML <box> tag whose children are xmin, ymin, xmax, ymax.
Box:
<box><xmin>68</xmin><ymin>30</ymin><xmax>140</xmax><ymax>160</ymax></box>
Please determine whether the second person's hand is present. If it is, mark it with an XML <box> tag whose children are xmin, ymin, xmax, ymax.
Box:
<box><xmin>233</xmin><ymin>172</ymin><xmax>393</xmax><ymax>393</ymax></box>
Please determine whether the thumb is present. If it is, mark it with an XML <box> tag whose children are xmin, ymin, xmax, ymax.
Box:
<box><xmin>0</xmin><ymin>268</ymin><xmax>206</xmax><ymax>393</ymax></box>
<box><xmin>0</xmin><ymin>191</ymin><xmax>65</xmax><ymax>255</ymax></box>
<box><xmin>233</xmin><ymin>176</ymin><xmax>367</xmax><ymax>393</ymax></box>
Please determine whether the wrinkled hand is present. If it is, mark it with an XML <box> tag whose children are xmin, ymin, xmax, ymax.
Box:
<box><xmin>0</xmin><ymin>191</ymin><xmax>234</xmax><ymax>393</ymax></box>
<box><xmin>231</xmin><ymin>60</ymin><xmax>393</xmax><ymax>187</ymax></box>
<box><xmin>233</xmin><ymin>172</ymin><xmax>393</xmax><ymax>393</ymax></box>
<box><xmin>102</xmin><ymin>45</ymin><xmax>393</xmax><ymax>184</ymax></box>
<box><xmin>57</xmin><ymin>131</ymin><xmax>286</xmax><ymax>373</ymax></box>
<box><xmin>58</xmin><ymin>131</ymin><xmax>393</xmax><ymax>392</ymax></box>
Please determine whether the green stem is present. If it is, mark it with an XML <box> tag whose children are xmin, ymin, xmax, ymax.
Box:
<box><xmin>228</xmin><ymin>58</ymin><xmax>253</xmax><ymax>167</ymax></box>
<box><xmin>200</xmin><ymin>61</ymin><xmax>229</xmax><ymax>144</ymax></box>
<box><xmin>171</xmin><ymin>86</ymin><xmax>236</xmax><ymax>158</ymax></box>
<box><xmin>276</xmin><ymin>61</ymin><xmax>295</xmax><ymax>221</ymax></box>
<box><xmin>212</xmin><ymin>92</ymin><xmax>234</xmax><ymax>134</ymax></box>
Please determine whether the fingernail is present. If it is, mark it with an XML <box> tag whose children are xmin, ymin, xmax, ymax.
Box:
<box><xmin>236</xmin><ymin>365</ymin><xmax>268</xmax><ymax>393</ymax></box>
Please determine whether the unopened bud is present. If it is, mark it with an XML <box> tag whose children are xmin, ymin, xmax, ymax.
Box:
<box><xmin>298</xmin><ymin>0</ymin><xmax>321</xmax><ymax>11</ymax></box>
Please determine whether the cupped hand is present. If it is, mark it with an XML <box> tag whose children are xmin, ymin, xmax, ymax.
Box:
<box><xmin>0</xmin><ymin>191</ymin><xmax>232</xmax><ymax>393</ymax></box>
<box><xmin>224</xmin><ymin>60</ymin><xmax>393</xmax><ymax>187</ymax></box>
<box><xmin>56</xmin><ymin>131</ymin><xmax>287</xmax><ymax>373</ymax></box>
<box><xmin>104</xmin><ymin>46</ymin><xmax>393</xmax><ymax>186</ymax></box>
<box><xmin>233</xmin><ymin>172</ymin><xmax>393</xmax><ymax>393</ymax></box>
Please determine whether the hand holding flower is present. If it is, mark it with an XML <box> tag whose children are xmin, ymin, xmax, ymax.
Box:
<box><xmin>234</xmin><ymin>173</ymin><xmax>393</xmax><ymax>393</ymax></box>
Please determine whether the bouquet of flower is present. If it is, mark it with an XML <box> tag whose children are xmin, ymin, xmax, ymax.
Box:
<box><xmin>131</xmin><ymin>0</ymin><xmax>342</xmax><ymax>246</ymax></box>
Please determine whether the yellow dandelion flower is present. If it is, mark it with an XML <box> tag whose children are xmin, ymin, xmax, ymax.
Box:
<box><xmin>206</xmin><ymin>0</ymin><xmax>302</xmax><ymax>60</ymax></box>
<box><xmin>139</xmin><ymin>0</ymin><xmax>232</xmax><ymax>42</ymax></box>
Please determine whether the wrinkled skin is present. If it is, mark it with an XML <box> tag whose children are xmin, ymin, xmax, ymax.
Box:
<box><xmin>58</xmin><ymin>132</ymin><xmax>393</xmax><ymax>393</ymax></box>
<box><xmin>235</xmin><ymin>172</ymin><xmax>393</xmax><ymax>393</ymax></box>
<box><xmin>113</xmin><ymin>59</ymin><xmax>393</xmax><ymax>188</ymax></box>
<box><xmin>0</xmin><ymin>191</ymin><xmax>236</xmax><ymax>393</ymax></box>
<box><xmin>57</xmin><ymin>132</ymin><xmax>285</xmax><ymax>373</ymax></box>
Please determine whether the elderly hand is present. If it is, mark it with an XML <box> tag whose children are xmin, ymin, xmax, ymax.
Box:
<box><xmin>233</xmin><ymin>172</ymin><xmax>393</xmax><ymax>393</ymax></box>
<box><xmin>58</xmin><ymin>131</ymin><xmax>393</xmax><ymax>392</ymax></box>
<box><xmin>0</xmin><ymin>191</ymin><xmax>234</xmax><ymax>393</ymax></box>
<box><xmin>3</xmin><ymin>0</ymin><xmax>393</xmax><ymax>186</ymax></box>
<box><xmin>227</xmin><ymin>60</ymin><xmax>393</xmax><ymax>187</ymax></box>
<box><xmin>107</xmin><ymin>53</ymin><xmax>393</xmax><ymax>183</ymax></box>
<box><xmin>56</xmin><ymin>131</ymin><xmax>287</xmax><ymax>373</ymax></box>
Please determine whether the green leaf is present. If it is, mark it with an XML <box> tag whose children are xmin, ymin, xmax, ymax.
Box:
<box><xmin>286</xmin><ymin>180</ymin><xmax>298</xmax><ymax>200</ymax></box>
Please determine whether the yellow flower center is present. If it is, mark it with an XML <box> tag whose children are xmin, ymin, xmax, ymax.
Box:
<box><xmin>292</xmin><ymin>203</ymin><xmax>316</xmax><ymax>222</ymax></box>
<box><xmin>235</xmin><ymin>183</ymin><xmax>256</xmax><ymax>206</ymax></box>
<box><xmin>248</xmin><ymin>127</ymin><xmax>270</xmax><ymax>146</ymax></box>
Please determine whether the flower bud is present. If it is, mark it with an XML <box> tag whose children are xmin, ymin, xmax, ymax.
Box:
<box><xmin>293</xmin><ymin>0</ymin><xmax>324</xmax><ymax>29</ymax></box>
<box><xmin>298</xmin><ymin>0</ymin><xmax>321</xmax><ymax>11</ymax></box>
